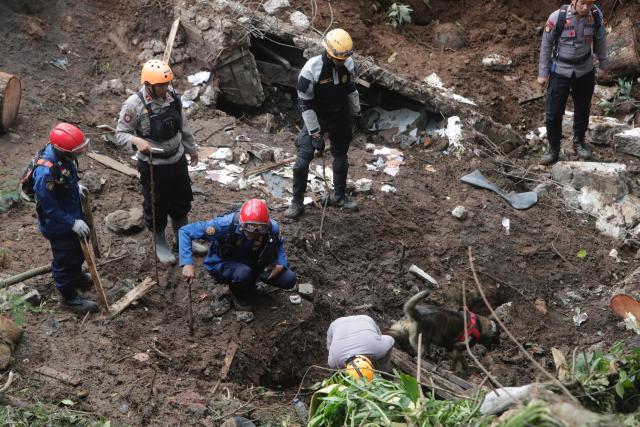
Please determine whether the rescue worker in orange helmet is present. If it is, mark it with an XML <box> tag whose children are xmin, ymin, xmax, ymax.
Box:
<box><xmin>115</xmin><ymin>60</ymin><xmax>207</xmax><ymax>264</ymax></box>
<box><xmin>179</xmin><ymin>199</ymin><xmax>297</xmax><ymax>311</ymax></box>
<box><xmin>285</xmin><ymin>29</ymin><xmax>366</xmax><ymax>219</ymax></box>
<box><xmin>27</xmin><ymin>123</ymin><xmax>98</xmax><ymax>313</ymax></box>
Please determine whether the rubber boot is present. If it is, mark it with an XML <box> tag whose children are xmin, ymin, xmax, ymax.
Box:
<box><xmin>332</xmin><ymin>155</ymin><xmax>358</xmax><ymax>210</ymax></box>
<box><xmin>573</xmin><ymin>136</ymin><xmax>592</xmax><ymax>160</ymax></box>
<box><xmin>154</xmin><ymin>231</ymin><xmax>177</xmax><ymax>264</ymax></box>
<box><xmin>540</xmin><ymin>138</ymin><xmax>560</xmax><ymax>166</ymax></box>
<box><xmin>59</xmin><ymin>288</ymin><xmax>99</xmax><ymax>314</ymax></box>
<box><xmin>285</xmin><ymin>168</ymin><xmax>308</xmax><ymax>219</ymax></box>
<box><xmin>172</xmin><ymin>216</ymin><xmax>208</xmax><ymax>255</ymax></box>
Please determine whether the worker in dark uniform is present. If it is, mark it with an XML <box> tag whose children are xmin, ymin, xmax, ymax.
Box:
<box><xmin>116</xmin><ymin>60</ymin><xmax>207</xmax><ymax>263</ymax></box>
<box><xmin>285</xmin><ymin>28</ymin><xmax>364</xmax><ymax>219</ymax></box>
<box><xmin>538</xmin><ymin>0</ymin><xmax>608</xmax><ymax>165</ymax></box>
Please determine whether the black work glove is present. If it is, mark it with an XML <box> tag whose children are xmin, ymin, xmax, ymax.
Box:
<box><xmin>311</xmin><ymin>133</ymin><xmax>325</xmax><ymax>157</ymax></box>
<box><xmin>353</xmin><ymin>114</ymin><xmax>368</xmax><ymax>133</ymax></box>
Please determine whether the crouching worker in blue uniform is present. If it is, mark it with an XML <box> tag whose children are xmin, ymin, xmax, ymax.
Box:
<box><xmin>179</xmin><ymin>199</ymin><xmax>296</xmax><ymax>311</ymax></box>
<box><xmin>27</xmin><ymin>123</ymin><xmax>99</xmax><ymax>314</ymax></box>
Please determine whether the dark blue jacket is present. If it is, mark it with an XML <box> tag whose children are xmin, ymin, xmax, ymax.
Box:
<box><xmin>33</xmin><ymin>144</ymin><xmax>83</xmax><ymax>236</ymax></box>
<box><xmin>178</xmin><ymin>211</ymin><xmax>289</xmax><ymax>272</ymax></box>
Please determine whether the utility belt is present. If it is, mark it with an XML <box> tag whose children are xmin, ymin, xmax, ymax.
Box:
<box><xmin>555</xmin><ymin>51</ymin><xmax>592</xmax><ymax>66</ymax></box>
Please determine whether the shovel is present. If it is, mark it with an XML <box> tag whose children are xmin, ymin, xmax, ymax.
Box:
<box><xmin>460</xmin><ymin>170</ymin><xmax>538</xmax><ymax>210</ymax></box>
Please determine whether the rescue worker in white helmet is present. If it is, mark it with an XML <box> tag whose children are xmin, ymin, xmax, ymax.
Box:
<box><xmin>285</xmin><ymin>28</ymin><xmax>366</xmax><ymax>219</ymax></box>
<box><xmin>115</xmin><ymin>60</ymin><xmax>207</xmax><ymax>264</ymax></box>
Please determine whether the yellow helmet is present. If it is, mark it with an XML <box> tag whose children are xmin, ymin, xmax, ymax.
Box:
<box><xmin>140</xmin><ymin>60</ymin><xmax>174</xmax><ymax>85</ymax></box>
<box><xmin>322</xmin><ymin>29</ymin><xmax>354</xmax><ymax>60</ymax></box>
<box><xmin>344</xmin><ymin>355</ymin><xmax>374</xmax><ymax>382</ymax></box>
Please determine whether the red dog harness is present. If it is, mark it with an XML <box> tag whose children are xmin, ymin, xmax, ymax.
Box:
<box><xmin>454</xmin><ymin>309</ymin><xmax>482</xmax><ymax>344</ymax></box>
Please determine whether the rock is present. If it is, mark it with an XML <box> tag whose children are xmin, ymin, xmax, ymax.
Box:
<box><xmin>551</xmin><ymin>161</ymin><xmax>628</xmax><ymax>201</ymax></box>
<box><xmin>298</xmin><ymin>283</ymin><xmax>314</xmax><ymax>296</ymax></box>
<box><xmin>614</xmin><ymin>128</ymin><xmax>640</xmax><ymax>157</ymax></box>
<box><xmin>182</xmin><ymin>87</ymin><xmax>201</xmax><ymax>103</ymax></box>
<box><xmin>594</xmin><ymin>85</ymin><xmax>618</xmax><ymax>101</ymax></box>
<box><xmin>451</xmin><ymin>205</ymin><xmax>467</xmax><ymax>219</ymax></box>
<box><xmin>482</xmin><ymin>54</ymin><xmax>512</xmax><ymax>71</ymax></box>
<box><xmin>561</xmin><ymin>114</ymin><xmax>630</xmax><ymax>145</ymax></box>
<box><xmin>196</xmin><ymin>16</ymin><xmax>211</xmax><ymax>31</ymax></box>
<box><xmin>170</xmin><ymin>390</ymin><xmax>208</xmax><ymax>415</ymax></box>
<box><xmin>289</xmin><ymin>11</ymin><xmax>310</xmax><ymax>32</ymax></box>
<box><xmin>81</xmin><ymin>171</ymin><xmax>106</xmax><ymax>193</ymax></box>
<box><xmin>200</xmin><ymin>85</ymin><xmax>216</xmax><ymax>107</ymax></box>
<box><xmin>433</xmin><ymin>23</ymin><xmax>466</xmax><ymax>50</ymax></box>
<box><xmin>263</xmin><ymin>0</ymin><xmax>290</xmax><ymax>15</ymax></box>
<box><xmin>107</xmin><ymin>79</ymin><xmax>124</xmax><ymax>95</ymax></box>
<box><xmin>137</xmin><ymin>49</ymin><xmax>154</xmax><ymax>62</ymax></box>
<box><xmin>494</xmin><ymin>302</ymin><xmax>512</xmax><ymax>324</ymax></box>
<box><xmin>143</xmin><ymin>39</ymin><xmax>165</xmax><ymax>54</ymax></box>
<box><xmin>221</xmin><ymin>417</ymin><xmax>256</xmax><ymax>427</ymax></box>
<box><xmin>354</xmin><ymin>178</ymin><xmax>373</xmax><ymax>194</ymax></box>
<box><xmin>105</xmin><ymin>208</ymin><xmax>144</xmax><ymax>234</ymax></box>
<box><xmin>235</xmin><ymin>311</ymin><xmax>254</xmax><ymax>323</ymax></box>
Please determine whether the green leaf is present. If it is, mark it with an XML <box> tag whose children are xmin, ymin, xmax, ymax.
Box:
<box><xmin>398</xmin><ymin>372</ymin><xmax>420</xmax><ymax>403</ymax></box>
<box><xmin>615</xmin><ymin>381</ymin><xmax>625</xmax><ymax>399</ymax></box>
<box><xmin>60</xmin><ymin>399</ymin><xmax>75</xmax><ymax>406</ymax></box>
<box><xmin>576</xmin><ymin>249</ymin><xmax>587</xmax><ymax>259</ymax></box>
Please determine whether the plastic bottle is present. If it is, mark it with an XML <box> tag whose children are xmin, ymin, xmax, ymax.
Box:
<box><xmin>292</xmin><ymin>398</ymin><xmax>309</xmax><ymax>425</ymax></box>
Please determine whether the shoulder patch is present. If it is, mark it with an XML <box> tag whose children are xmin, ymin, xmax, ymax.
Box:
<box><xmin>124</xmin><ymin>113</ymin><xmax>132</xmax><ymax>123</ymax></box>
<box><xmin>206</xmin><ymin>226</ymin><xmax>216</xmax><ymax>236</ymax></box>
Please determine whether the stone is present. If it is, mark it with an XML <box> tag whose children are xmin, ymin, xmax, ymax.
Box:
<box><xmin>482</xmin><ymin>54</ymin><xmax>512</xmax><ymax>71</ymax></box>
<box><xmin>594</xmin><ymin>85</ymin><xmax>618</xmax><ymax>101</ymax></box>
<box><xmin>561</xmin><ymin>114</ymin><xmax>630</xmax><ymax>145</ymax></box>
<box><xmin>170</xmin><ymin>390</ymin><xmax>207</xmax><ymax>415</ymax></box>
<box><xmin>614</xmin><ymin>128</ymin><xmax>640</xmax><ymax>157</ymax></box>
<box><xmin>143</xmin><ymin>39</ymin><xmax>165</xmax><ymax>54</ymax></box>
<box><xmin>263</xmin><ymin>0</ymin><xmax>290</xmax><ymax>15</ymax></box>
<box><xmin>551</xmin><ymin>161</ymin><xmax>629</xmax><ymax>201</ymax></box>
<box><xmin>433</xmin><ymin>23</ymin><xmax>466</xmax><ymax>50</ymax></box>
<box><xmin>289</xmin><ymin>11</ymin><xmax>310</xmax><ymax>32</ymax></box>
<box><xmin>81</xmin><ymin>171</ymin><xmax>106</xmax><ymax>193</ymax></box>
<box><xmin>196</xmin><ymin>16</ymin><xmax>211</xmax><ymax>31</ymax></box>
<box><xmin>137</xmin><ymin>49</ymin><xmax>154</xmax><ymax>62</ymax></box>
<box><xmin>105</xmin><ymin>208</ymin><xmax>144</xmax><ymax>234</ymax></box>
<box><xmin>354</xmin><ymin>178</ymin><xmax>373</xmax><ymax>194</ymax></box>
<box><xmin>298</xmin><ymin>283</ymin><xmax>313</xmax><ymax>296</ymax></box>
<box><xmin>182</xmin><ymin>87</ymin><xmax>201</xmax><ymax>103</ymax></box>
<box><xmin>494</xmin><ymin>302</ymin><xmax>512</xmax><ymax>324</ymax></box>
<box><xmin>451</xmin><ymin>205</ymin><xmax>467</xmax><ymax>219</ymax></box>
<box><xmin>221</xmin><ymin>417</ymin><xmax>256</xmax><ymax>427</ymax></box>
<box><xmin>107</xmin><ymin>79</ymin><xmax>125</xmax><ymax>95</ymax></box>
<box><xmin>200</xmin><ymin>85</ymin><xmax>216</xmax><ymax>107</ymax></box>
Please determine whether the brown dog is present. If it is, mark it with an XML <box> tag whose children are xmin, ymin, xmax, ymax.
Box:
<box><xmin>386</xmin><ymin>290</ymin><xmax>500</xmax><ymax>371</ymax></box>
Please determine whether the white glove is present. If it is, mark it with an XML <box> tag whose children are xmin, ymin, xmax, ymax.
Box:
<box><xmin>72</xmin><ymin>220</ymin><xmax>90</xmax><ymax>238</ymax></box>
<box><xmin>78</xmin><ymin>184</ymin><xmax>89</xmax><ymax>200</ymax></box>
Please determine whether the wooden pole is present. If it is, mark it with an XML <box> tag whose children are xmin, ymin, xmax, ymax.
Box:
<box><xmin>0</xmin><ymin>71</ymin><xmax>21</xmax><ymax>134</ymax></box>
<box><xmin>186</xmin><ymin>278</ymin><xmax>194</xmax><ymax>335</ymax></box>
<box><xmin>80</xmin><ymin>195</ymin><xmax>101</xmax><ymax>258</ymax></box>
<box><xmin>163</xmin><ymin>18</ymin><xmax>181</xmax><ymax>64</ymax></box>
<box><xmin>0</xmin><ymin>265</ymin><xmax>51</xmax><ymax>289</ymax></box>
<box><xmin>79</xmin><ymin>237</ymin><xmax>110</xmax><ymax>312</ymax></box>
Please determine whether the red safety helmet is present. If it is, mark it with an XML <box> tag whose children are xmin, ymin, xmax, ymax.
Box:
<box><xmin>49</xmin><ymin>123</ymin><xmax>89</xmax><ymax>154</ymax></box>
<box><xmin>239</xmin><ymin>199</ymin><xmax>270</xmax><ymax>234</ymax></box>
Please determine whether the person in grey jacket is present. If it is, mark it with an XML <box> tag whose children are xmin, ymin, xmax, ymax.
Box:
<box><xmin>327</xmin><ymin>315</ymin><xmax>395</xmax><ymax>372</ymax></box>
<box><xmin>116</xmin><ymin>59</ymin><xmax>206</xmax><ymax>263</ymax></box>
<box><xmin>538</xmin><ymin>0</ymin><xmax>608</xmax><ymax>165</ymax></box>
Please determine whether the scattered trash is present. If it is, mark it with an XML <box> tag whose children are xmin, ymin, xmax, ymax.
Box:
<box><xmin>609</xmin><ymin>248</ymin><xmax>621</xmax><ymax>262</ymax></box>
<box><xmin>235</xmin><ymin>311</ymin><xmax>254</xmax><ymax>323</ymax></box>
<box><xmin>206</xmin><ymin>169</ymin><xmax>237</xmax><ymax>185</ymax></box>
<box><xmin>573</xmin><ymin>308</ymin><xmax>588</xmax><ymax>327</ymax></box>
<box><xmin>451</xmin><ymin>205</ymin><xmax>467</xmax><ymax>220</ymax></box>
<box><xmin>354</xmin><ymin>178</ymin><xmax>373</xmax><ymax>194</ymax></box>
<box><xmin>423</xmin><ymin>72</ymin><xmax>476</xmax><ymax>106</ymax></box>
<box><xmin>187</xmin><ymin>71</ymin><xmax>211</xmax><ymax>86</ymax></box>
<box><xmin>209</xmin><ymin>147</ymin><xmax>234</xmax><ymax>162</ymax></box>
<box><xmin>443</xmin><ymin>116</ymin><xmax>464</xmax><ymax>154</ymax></box>
<box><xmin>380</xmin><ymin>185</ymin><xmax>396</xmax><ymax>193</ymax></box>
<box><xmin>289</xmin><ymin>295</ymin><xmax>301</xmax><ymax>305</ymax></box>
<box><xmin>49</xmin><ymin>58</ymin><xmax>69</xmax><ymax>71</ymax></box>
<box><xmin>460</xmin><ymin>170</ymin><xmax>538</xmax><ymax>209</ymax></box>
<box><xmin>365</xmin><ymin>107</ymin><xmax>421</xmax><ymax>135</ymax></box>
<box><xmin>187</xmin><ymin>162</ymin><xmax>207</xmax><ymax>172</ymax></box>
<box><xmin>501</xmin><ymin>217</ymin><xmax>510</xmax><ymax>235</ymax></box>
<box><xmin>372</xmin><ymin>147</ymin><xmax>404</xmax><ymax>176</ymax></box>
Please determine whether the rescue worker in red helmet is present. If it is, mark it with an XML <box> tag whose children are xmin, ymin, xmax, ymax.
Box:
<box><xmin>179</xmin><ymin>199</ymin><xmax>296</xmax><ymax>310</ymax></box>
<box><xmin>30</xmin><ymin>123</ymin><xmax>98</xmax><ymax>313</ymax></box>
<box><xmin>115</xmin><ymin>60</ymin><xmax>207</xmax><ymax>264</ymax></box>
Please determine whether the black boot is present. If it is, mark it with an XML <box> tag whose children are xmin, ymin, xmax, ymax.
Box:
<box><xmin>230</xmin><ymin>289</ymin><xmax>253</xmax><ymax>311</ymax></box>
<box><xmin>541</xmin><ymin>138</ymin><xmax>560</xmax><ymax>166</ymax></box>
<box><xmin>74</xmin><ymin>272</ymin><xmax>94</xmax><ymax>290</ymax></box>
<box><xmin>331</xmin><ymin>155</ymin><xmax>358</xmax><ymax>210</ymax></box>
<box><xmin>285</xmin><ymin>168</ymin><xmax>308</xmax><ymax>219</ymax></box>
<box><xmin>60</xmin><ymin>289</ymin><xmax>99</xmax><ymax>314</ymax></box>
<box><xmin>573</xmin><ymin>136</ymin><xmax>592</xmax><ymax>160</ymax></box>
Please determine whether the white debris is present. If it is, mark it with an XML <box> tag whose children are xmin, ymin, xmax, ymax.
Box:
<box><xmin>354</xmin><ymin>178</ymin><xmax>373</xmax><ymax>193</ymax></box>
<box><xmin>205</xmin><ymin>169</ymin><xmax>236</xmax><ymax>185</ymax></box>
<box><xmin>289</xmin><ymin>11</ymin><xmax>310</xmax><ymax>32</ymax></box>
<box><xmin>380</xmin><ymin>184</ymin><xmax>396</xmax><ymax>193</ymax></box>
<box><xmin>538</xmin><ymin>127</ymin><xmax>547</xmax><ymax>140</ymax></box>
<box><xmin>526</xmin><ymin>131</ymin><xmax>537</xmax><ymax>140</ymax></box>
<box><xmin>573</xmin><ymin>308</ymin><xmax>588</xmax><ymax>327</ymax></box>
<box><xmin>609</xmin><ymin>248</ymin><xmax>621</xmax><ymax>262</ymax></box>
<box><xmin>501</xmin><ymin>217</ymin><xmax>511</xmax><ymax>235</ymax></box>
<box><xmin>372</xmin><ymin>147</ymin><xmax>404</xmax><ymax>176</ymax></box>
<box><xmin>444</xmin><ymin>116</ymin><xmax>464</xmax><ymax>154</ymax></box>
<box><xmin>263</xmin><ymin>0</ymin><xmax>290</xmax><ymax>15</ymax></box>
<box><xmin>623</xmin><ymin>313</ymin><xmax>640</xmax><ymax>334</ymax></box>
<box><xmin>182</xmin><ymin>87</ymin><xmax>200</xmax><ymax>102</ymax></box>
<box><xmin>451</xmin><ymin>205</ymin><xmax>467</xmax><ymax>219</ymax></box>
<box><xmin>209</xmin><ymin>147</ymin><xmax>234</xmax><ymax>162</ymax></box>
<box><xmin>422</xmin><ymin>73</ymin><xmax>476</xmax><ymax>106</ymax></box>
<box><xmin>365</xmin><ymin>143</ymin><xmax>376</xmax><ymax>152</ymax></box>
<box><xmin>482</xmin><ymin>54</ymin><xmax>512</xmax><ymax>71</ymax></box>
<box><xmin>187</xmin><ymin>162</ymin><xmax>207</xmax><ymax>172</ymax></box>
<box><xmin>289</xmin><ymin>295</ymin><xmax>302</xmax><ymax>305</ymax></box>
<box><xmin>187</xmin><ymin>71</ymin><xmax>211</xmax><ymax>86</ymax></box>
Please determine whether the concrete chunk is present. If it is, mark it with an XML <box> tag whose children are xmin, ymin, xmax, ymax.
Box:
<box><xmin>614</xmin><ymin>128</ymin><xmax>640</xmax><ymax>157</ymax></box>
<box><xmin>551</xmin><ymin>161</ymin><xmax>628</xmax><ymax>201</ymax></box>
<box><xmin>561</xmin><ymin>114</ymin><xmax>630</xmax><ymax>145</ymax></box>
<box><xmin>298</xmin><ymin>283</ymin><xmax>313</xmax><ymax>296</ymax></box>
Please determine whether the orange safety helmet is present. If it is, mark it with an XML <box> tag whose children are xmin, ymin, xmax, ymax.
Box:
<box><xmin>344</xmin><ymin>355</ymin><xmax>375</xmax><ymax>382</ymax></box>
<box><xmin>140</xmin><ymin>60</ymin><xmax>174</xmax><ymax>85</ymax></box>
<box><xmin>239</xmin><ymin>199</ymin><xmax>270</xmax><ymax>234</ymax></box>
<box><xmin>49</xmin><ymin>123</ymin><xmax>89</xmax><ymax>154</ymax></box>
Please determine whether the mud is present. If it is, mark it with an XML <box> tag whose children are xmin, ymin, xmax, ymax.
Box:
<box><xmin>1</xmin><ymin>0</ymin><xmax>640</xmax><ymax>425</ymax></box>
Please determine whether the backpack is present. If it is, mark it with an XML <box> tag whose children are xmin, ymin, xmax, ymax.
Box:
<box><xmin>19</xmin><ymin>148</ymin><xmax>58</xmax><ymax>202</ymax></box>
<box><xmin>552</xmin><ymin>4</ymin><xmax>603</xmax><ymax>58</ymax></box>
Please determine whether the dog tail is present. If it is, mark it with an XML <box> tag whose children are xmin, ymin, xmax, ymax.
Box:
<box><xmin>403</xmin><ymin>289</ymin><xmax>431</xmax><ymax>321</ymax></box>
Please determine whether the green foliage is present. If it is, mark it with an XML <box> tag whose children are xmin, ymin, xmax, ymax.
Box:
<box><xmin>0</xmin><ymin>404</ymin><xmax>110</xmax><ymax>426</ymax></box>
<box><xmin>101</xmin><ymin>62</ymin><xmax>111</xmax><ymax>74</ymax></box>
<box><xmin>576</xmin><ymin>249</ymin><xmax>587</xmax><ymax>259</ymax></box>
<box><xmin>387</xmin><ymin>3</ymin><xmax>413</xmax><ymax>28</ymax></box>
<box><xmin>3</xmin><ymin>293</ymin><xmax>47</xmax><ymax>326</ymax></box>
<box><xmin>598</xmin><ymin>77</ymin><xmax>639</xmax><ymax>115</ymax></box>
<box><xmin>496</xmin><ymin>400</ymin><xmax>565</xmax><ymax>427</ymax></box>
<box><xmin>308</xmin><ymin>371</ymin><xmax>490</xmax><ymax>427</ymax></box>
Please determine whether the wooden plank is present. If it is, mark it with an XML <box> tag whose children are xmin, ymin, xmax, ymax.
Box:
<box><xmin>80</xmin><ymin>195</ymin><xmax>101</xmax><ymax>258</ymax></box>
<box><xmin>163</xmin><ymin>18</ymin><xmax>181</xmax><ymax>64</ymax></box>
<box><xmin>35</xmin><ymin>366</ymin><xmax>81</xmax><ymax>386</ymax></box>
<box><xmin>408</xmin><ymin>264</ymin><xmax>438</xmax><ymax>287</ymax></box>
<box><xmin>244</xmin><ymin>156</ymin><xmax>296</xmax><ymax>177</ymax></box>
<box><xmin>109</xmin><ymin>276</ymin><xmax>156</xmax><ymax>317</ymax></box>
<box><xmin>87</xmin><ymin>152</ymin><xmax>140</xmax><ymax>178</ymax></box>
<box><xmin>219</xmin><ymin>340</ymin><xmax>238</xmax><ymax>380</ymax></box>
<box><xmin>0</xmin><ymin>71</ymin><xmax>22</xmax><ymax>134</ymax></box>
<box><xmin>79</xmin><ymin>238</ymin><xmax>110</xmax><ymax>312</ymax></box>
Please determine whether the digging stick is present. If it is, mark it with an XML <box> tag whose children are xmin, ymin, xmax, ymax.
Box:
<box><xmin>162</xmin><ymin>18</ymin><xmax>180</xmax><ymax>64</ymax></box>
<box><xmin>148</xmin><ymin>151</ymin><xmax>160</xmax><ymax>285</ymax></box>
<box><xmin>79</xmin><ymin>237</ymin><xmax>110</xmax><ymax>312</ymax></box>
<box><xmin>80</xmin><ymin>194</ymin><xmax>101</xmax><ymax>258</ymax></box>
<box><xmin>319</xmin><ymin>154</ymin><xmax>330</xmax><ymax>238</ymax></box>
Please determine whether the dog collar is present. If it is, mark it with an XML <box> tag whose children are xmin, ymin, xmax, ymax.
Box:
<box><xmin>455</xmin><ymin>309</ymin><xmax>482</xmax><ymax>344</ymax></box>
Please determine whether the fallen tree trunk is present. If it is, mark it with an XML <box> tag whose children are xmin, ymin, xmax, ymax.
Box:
<box><xmin>605</xmin><ymin>17</ymin><xmax>640</xmax><ymax>82</ymax></box>
<box><xmin>0</xmin><ymin>265</ymin><xmax>51</xmax><ymax>289</ymax></box>
<box><xmin>0</xmin><ymin>71</ymin><xmax>21</xmax><ymax>134</ymax></box>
